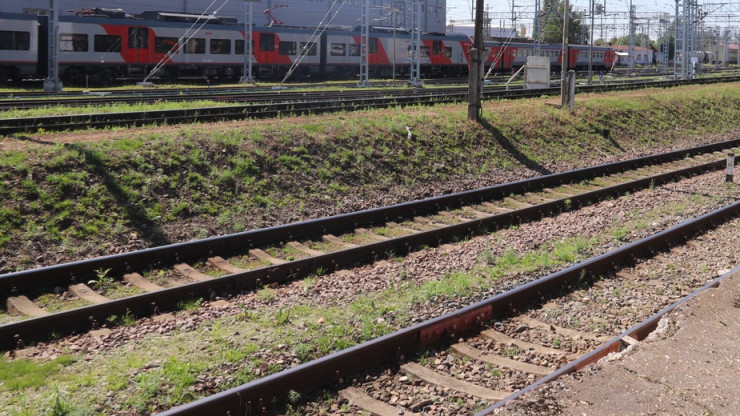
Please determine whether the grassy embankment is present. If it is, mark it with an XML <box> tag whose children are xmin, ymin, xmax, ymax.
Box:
<box><xmin>1</xmin><ymin>83</ymin><xmax>738</xmax><ymax>271</ymax></box>
<box><xmin>1</xmin><ymin>83</ymin><xmax>739</xmax><ymax>415</ymax></box>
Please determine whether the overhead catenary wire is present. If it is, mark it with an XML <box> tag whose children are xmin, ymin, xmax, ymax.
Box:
<box><xmin>143</xmin><ymin>0</ymin><xmax>230</xmax><ymax>83</ymax></box>
<box><xmin>279</xmin><ymin>0</ymin><xmax>348</xmax><ymax>84</ymax></box>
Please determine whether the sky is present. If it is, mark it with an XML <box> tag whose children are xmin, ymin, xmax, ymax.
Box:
<box><xmin>445</xmin><ymin>0</ymin><xmax>740</xmax><ymax>40</ymax></box>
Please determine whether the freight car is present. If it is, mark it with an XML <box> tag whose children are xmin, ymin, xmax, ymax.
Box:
<box><xmin>0</xmin><ymin>9</ymin><xmax>615</xmax><ymax>84</ymax></box>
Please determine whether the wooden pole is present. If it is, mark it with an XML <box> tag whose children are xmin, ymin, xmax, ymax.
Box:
<box><xmin>467</xmin><ymin>0</ymin><xmax>485</xmax><ymax>121</ymax></box>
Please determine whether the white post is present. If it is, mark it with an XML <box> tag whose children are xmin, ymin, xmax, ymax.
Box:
<box><xmin>727</xmin><ymin>153</ymin><xmax>735</xmax><ymax>183</ymax></box>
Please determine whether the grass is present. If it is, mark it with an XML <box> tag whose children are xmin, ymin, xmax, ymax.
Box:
<box><xmin>3</xmin><ymin>83</ymin><xmax>740</xmax><ymax>275</ymax></box>
<box><xmin>0</xmin><ymin>100</ymin><xmax>236</xmax><ymax>119</ymax></box>
<box><xmin>1</xmin><ymin>187</ymin><xmax>732</xmax><ymax>414</ymax></box>
<box><xmin>0</xmin><ymin>356</ymin><xmax>75</xmax><ymax>390</ymax></box>
<box><xmin>2</xmin><ymin>83</ymin><xmax>740</xmax><ymax>414</ymax></box>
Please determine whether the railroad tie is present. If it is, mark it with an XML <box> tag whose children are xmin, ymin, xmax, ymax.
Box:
<box><xmin>400</xmin><ymin>362</ymin><xmax>510</xmax><ymax>401</ymax></box>
<box><xmin>248</xmin><ymin>249</ymin><xmax>288</xmax><ymax>265</ymax></box>
<box><xmin>620</xmin><ymin>335</ymin><xmax>639</xmax><ymax>347</ymax></box>
<box><xmin>480</xmin><ymin>202</ymin><xmax>512</xmax><ymax>213</ymax></box>
<box><xmin>411</xmin><ymin>216</ymin><xmax>449</xmax><ymax>228</ymax></box>
<box><xmin>286</xmin><ymin>241</ymin><xmax>325</xmax><ymax>256</ymax></box>
<box><xmin>451</xmin><ymin>343</ymin><xmax>553</xmax><ymax>376</ymax></box>
<box><xmin>386</xmin><ymin>221</ymin><xmax>421</xmax><ymax>234</ymax></box>
<box><xmin>462</xmin><ymin>207</ymin><xmax>493</xmax><ymax>219</ymax></box>
<box><xmin>123</xmin><ymin>273</ymin><xmax>164</xmax><ymax>292</ymax></box>
<box><xmin>7</xmin><ymin>295</ymin><xmax>49</xmax><ymax>317</ymax></box>
<box><xmin>173</xmin><ymin>263</ymin><xmax>213</xmax><ymax>282</ymax></box>
<box><xmin>480</xmin><ymin>329</ymin><xmax>580</xmax><ymax>362</ymax></box>
<box><xmin>437</xmin><ymin>211</ymin><xmax>465</xmax><ymax>223</ymax></box>
<box><xmin>207</xmin><ymin>256</ymin><xmax>248</xmax><ymax>274</ymax></box>
<box><xmin>68</xmin><ymin>283</ymin><xmax>110</xmax><ymax>304</ymax></box>
<box><xmin>515</xmin><ymin>315</ymin><xmax>611</xmax><ymax>343</ymax></box>
<box><xmin>541</xmin><ymin>187</ymin><xmax>574</xmax><ymax>198</ymax></box>
<box><xmin>321</xmin><ymin>234</ymin><xmax>358</xmax><ymax>248</ymax></box>
<box><xmin>503</xmin><ymin>197</ymin><xmax>532</xmax><ymax>208</ymax></box>
<box><xmin>339</xmin><ymin>387</ymin><xmax>420</xmax><ymax>416</ymax></box>
<box><xmin>355</xmin><ymin>228</ymin><xmax>391</xmax><ymax>241</ymax></box>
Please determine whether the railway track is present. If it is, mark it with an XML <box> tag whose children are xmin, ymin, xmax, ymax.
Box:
<box><xmin>2</xmin><ymin>138</ymin><xmax>738</xmax><ymax>353</ymax></box>
<box><xmin>302</xmin><ymin>206</ymin><xmax>740</xmax><ymax>416</ymax></box>
<box><xmin>2</xmin><ymin>75</ymin><xmax>740</xmax><ymax>135</ymax></box>
<box><xmin>151</xmin><ymin>187</ymin><xmax>740</xmax><ymax>415</ymax></box>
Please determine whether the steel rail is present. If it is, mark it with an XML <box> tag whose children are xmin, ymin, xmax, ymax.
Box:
<box><xmin>3</xmin><ymin>75</ymin><xmax>740</xmax><ymax>135</ymax></box>
<box><xmin>154</xmin><ymin>200</ymin><xmax>740</xmax><ymax>416</ymax></box>
<box><xmin>3</xmin><ymin>137</ymin><xmax>737</xmax><ymax>293</ymax></box>
<box><xmin>0</xmin><ymin>88</ymin><xmax>447</xmax><ymax>110</ymax></box>
<box><xmin>474</xmin><ymin>263</ymin><xmax>740</xmax><ymax>415</ymax></box>
<box><xmin>1</xmin><ymin>139</ymin><xmax>738</xmax><ymax>350</ymax></box>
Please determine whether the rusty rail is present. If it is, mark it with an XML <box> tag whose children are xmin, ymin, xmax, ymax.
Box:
<box><xmin>156</xmin><ymin>200</ymin><xmax>740</xmax><ymax>416</ymax></box>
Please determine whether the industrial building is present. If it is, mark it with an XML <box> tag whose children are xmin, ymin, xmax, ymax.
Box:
<box><xmin>0</xmin><ymin>0</ymin><xmax>448</xmax><ymax>34</ymax></box>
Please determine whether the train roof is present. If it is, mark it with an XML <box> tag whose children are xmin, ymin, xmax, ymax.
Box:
<box><xmin>0</xmin><ymin>11</ymin><xmax>40</xmax><ymax>20</ymax></box>
<box><xmin>139</xmin><ymin>11</ymin><xmax>238</xmax><ymax>24</ymax></box>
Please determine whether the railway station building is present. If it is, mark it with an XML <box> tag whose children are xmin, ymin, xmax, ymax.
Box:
<box><xmin>0</xmin><ymin>0</ymin><xmax>448</xmax><ymax>33</ymax></box>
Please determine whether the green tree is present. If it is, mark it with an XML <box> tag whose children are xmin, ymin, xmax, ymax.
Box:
<box><xmin>608</xmin><ymin>34</ymin><xmax>655</xmax><ymax>49</ymax></box>
<box><xmin>541</xmin><ymin>0</ymin><xmax>587</xmax><ymax>44</ymax></box>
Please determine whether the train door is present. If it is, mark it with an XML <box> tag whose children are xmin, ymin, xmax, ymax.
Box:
<box><xmin>125</xmin><ymin>26</ymin><xmax>149</xmax><ymax>76</ymax></box>
<box><xmin>319</xmin><ymin>31</ymin><xmax>327</xmax><ymax>75</ymax></box>
<box><xmin>503</xmin><ymin>46</ymin><xmax>515</xmax><ymax>71</ymax></box>
<box><xmin>569</xmin><ymin>48</ymin><xmax>579</xmax><ymax>70</ymax></box>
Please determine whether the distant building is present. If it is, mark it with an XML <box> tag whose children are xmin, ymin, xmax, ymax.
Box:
<box><xmin>0</xmin><ymin>0</ymin><xmax>448</xmax><ymax>33</ymax></box>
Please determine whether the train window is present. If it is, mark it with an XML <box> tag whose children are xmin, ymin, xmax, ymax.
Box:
<box><xmin>330</xmin><ymin>43</ymin><xmax>346</xmax><ymax>56</ymax></box>
<box><xmin>0</xmin><ymin>30</ymin><xmax>30</xmax><ymax>50</ymax></box>
<box><xmin>432</xmin><ymin>40</ymin><xmax>442</xmax><ymax>55</ymax></box>
<box><xmin>420</xmin><ymin>46</ymin><xmax>429</xmax><ymax>57</ymax></box>
<box><xmin>94</xmin><ymin>35</ymin><xmax>121</xmax><ymax>53</ymax></box>
<box><xmin>445</xmin><ymin>47</ymin><xmax>452</xmax><ymax>58</ymax></box>
<box><xmin>128</xmin><ymin>27</ymin><xmax>148</xmax><ymax>49</ymax></box>
<box><xmin>279</xmin><ymin>41</ymin><xmax>296</xmax><ymax>55</ymax></box>
<box><xmin>349</xmin><ymin>43</ymin><xmax>360</xmax><ymax>56</ymax></box>
<box><xmin>235</xmin><ymin>40</ymin><xmax>255</xmax><ymax>54</ymax></box>
<box><xmin>210</xmin><ymin>39</ymin><xmax>231</xmax><ymax>54</ymax></box>
<box><xmin>300</xmin><ymin>42</ymin><xmax>317</xmax><ymax>56</ymax></box>
<box><xmin>184</xmin><ymin>38</ymin><xmax>206</xmax><ymax>54</ymax></box>
<box><xmin>369</xmin><ymin>38</ymin><xmax>378</xmax><ymax>54</ymax></box>
<box><xmin>60</xmin><ymin>34</ymin><xmax>88</xmax><ymax>52</ymax></box>
<box><xmin>155</xmin><ymin>37</ymin><xmax>179</xmax><ymax>54</ymax></box>
<box><xmin>260</xmin><ymin>33</ymin><xmax>275</xmax><ymax>52</ymax></box>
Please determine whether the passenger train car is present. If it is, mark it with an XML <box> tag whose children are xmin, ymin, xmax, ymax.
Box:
<box><xmin>0</xmin><ymin>9</ymin><xmax>616</xmax><ymax>84</ymax></box>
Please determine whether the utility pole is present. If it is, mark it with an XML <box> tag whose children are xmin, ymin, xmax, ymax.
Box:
<box><xmin>628</xmin><ymin>0</ymin><xmax>635</xmax><ymax>75</ymax></box>
<box><xmin>359</xmin><ymin>0</ymin><xmax>370</xmax><ymax>86</ymax></box>
<box><xmin>534</xmin><ymin>0</ymin><xmax>541</xmax><ymax>56</ymax></box>
<box><xmin>467</xmin><ymin>0</ymin><xmax>484</xmax><ymax>121</ymax></box>
<box><xmin>410</xmin><ymin>0</ymin><xmax>422</xmax><ymax>87</ymax></box>
<box><xmin>44</xmin><ymin>0</ymin><xmax>62</xmax><ymax>92</ymax></box>
<box><xmin>588</xmin><ymin>0</ymin><xmax>594</xmax><ymax>84</ymax></box>
<box><xmin>560</xmin><ymin>0</ymin><xmax>570</xmax><ymax>107</ymax></box>
<box><xmin>240</xmin><ymin>0</ymin><xmax>256</xmax><ymax>84</ymax></box>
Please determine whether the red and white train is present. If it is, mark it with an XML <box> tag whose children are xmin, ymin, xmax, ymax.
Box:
<box><xmin>0</xmin><ymin>9</ymin><xmax>616</xmax><ymax>84</ymax></box>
